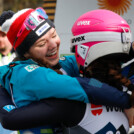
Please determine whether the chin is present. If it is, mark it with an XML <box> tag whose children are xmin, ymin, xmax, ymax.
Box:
<box><xmin>49</xmin><ymin>58</ymin><xmax>59</xmax><ymax>67</ymax></box>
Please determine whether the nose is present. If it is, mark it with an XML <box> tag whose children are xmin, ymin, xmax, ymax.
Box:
<box><xmin>48</xmin><ymin>39</ymin><xmax>57</xmax><ymax>50</ymax></box>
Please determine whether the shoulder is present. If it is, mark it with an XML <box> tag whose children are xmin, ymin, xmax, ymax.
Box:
<box><xmin>10</xmin><ymin>60</ymin><xmax>55</xmax><ymax>80</ymax></box>
<box><xmin>59</xmin><ymin>55</ymin><xmax>76</xmax><ymax>64</ymax></box>
<box><xmin>59</xmin><ymin>55</ymin><xmax>79</xmax><ymax>77</ymax></box>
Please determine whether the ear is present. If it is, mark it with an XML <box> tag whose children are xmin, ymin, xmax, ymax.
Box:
<box><xmin>24</xmin><ymin>52</ymin><xmax>30</xmax><ymax>59</ymax></box>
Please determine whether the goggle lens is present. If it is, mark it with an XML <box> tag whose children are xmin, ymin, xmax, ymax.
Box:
<box><xmin>17</xmin><ymin>7</ymin><xmax>48</xmax><ymax>38</ymax></box>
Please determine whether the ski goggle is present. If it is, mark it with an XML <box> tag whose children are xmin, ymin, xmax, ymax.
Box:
<box><xmin>17</xmin><ymin>7</ymin><xmax>48</xmax><ymax>38</ymax></box>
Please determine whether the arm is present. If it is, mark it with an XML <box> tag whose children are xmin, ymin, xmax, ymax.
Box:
<box><xmin>124</xmin><ymin>108</ymin><xmax>134</xmax><ymax>128</ymax></box>
<box><xmin>13</xmin><ymin>66</ymin><xmax>89</xmax><ymax>105</ymax></box>
<box><xmin>0</xmin><ymin>85</ymin><xmax>16</xmax><ymax>117</ymax></box>
<box><xmin>76</xmin><ymin>77</ymin><xmax>131</xmax><ymax>108</ymax></box>
<box><xmin>1</xmin><ymin>93</ymin><xmax>85</xmax><ymax>130</ymax></box>
<box><xmin>0</xmin><ymin>78</ymin><xmax>131</xmax><ymax>130</ymax></box>
<box><xmin>59</xmin><ymin>56</ymin><xmax>131</xmax><ymax>108</ymax></box>
<box><xmin>14</xmin><ymin>66</ymin><xmax>131</xmax><ymax>108</ymax></box>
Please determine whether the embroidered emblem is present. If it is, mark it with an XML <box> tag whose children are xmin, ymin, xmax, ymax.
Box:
<box><xmin>25</xmin><ymin>64</ymin><xmax>39</xmax><ymax>72</ymax></box>
<box><xmin>60</xmin><ymin>57</ymin><xmax>66</xmax><ymax>61</ymax></box>
<box><xmin>3</xmin><ymin>105</ymin><xmax>16</xmax><ymax>112</ymax></box>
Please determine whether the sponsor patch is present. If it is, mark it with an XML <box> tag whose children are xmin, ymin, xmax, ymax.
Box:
<box><xmin>3</xmin><ymin>105</ymin><xmax>16</xmax><ymax>112</ymax></box>
<box><xmin>36</xmin><ymin>22</ymin><xmax>50</xmax><ymax>36</ymax></box>
<box><xmin>25</xmin><ymin>64</ymin><xmax>39</xmax><ymax>72</ymax></box>
<box><xmin>60</xmin><ymin>57</ymin><xmax>66</xmax><ymax>61</ymax></box>
<box><xmin>77</xmin><ymin>44</ymin><xmax>88</xmax><ymax>59</ymax></box>
<box><xmin>91</xmin><ymin>104</ymin><xmax>103</xmax><ymax>116</ymax></box>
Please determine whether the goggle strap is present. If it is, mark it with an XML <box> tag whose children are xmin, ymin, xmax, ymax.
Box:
<box><xmin>71</xmin><ymin>32</ymin><xmax>132</xmax><ymax>46</ymax></box>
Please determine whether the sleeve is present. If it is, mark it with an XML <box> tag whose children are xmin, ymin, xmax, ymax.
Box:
<box><xmin>0</xmin><ymin>85</ymin><xmax>16</xmax><ymax>118</ymax></box>
<box><xmin>76</xmin><ymin>77</ymin><xmax>131</xmax><ymax>108</ymax></box>
<box><xmin>0</xmin><ymin>76</ymin><xmax>131</xmax><ymax>130</ymax></box>
<box><xmin>14</xmin><ymin>66</ymin><xmax>89</xmax><ymax>104</ymax></box>
<box><xmin>1</xmin><ymin>99</ymin><xmax>86</xmax><ymax>130</ymax></box>
<box><xmin>13</xmin><ymin>65</ymin><xmax>131</xmax><ymax>108</ymax></box>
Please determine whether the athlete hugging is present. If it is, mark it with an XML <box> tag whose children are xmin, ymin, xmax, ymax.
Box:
<box><xmin>0</xmin><ymin>8</ymin><xmax>134</xmax><ymax>134</ymax></box>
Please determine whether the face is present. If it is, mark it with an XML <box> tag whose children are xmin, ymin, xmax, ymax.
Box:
<box><xmin>0</xmin><ymin>31</ymin><xmax>11</xmax><ymax>52</ymax></box>
<box><xmin>24</xmin><ymin>28</ymin><xmax>60</xmax><ymax>67</ymax></box>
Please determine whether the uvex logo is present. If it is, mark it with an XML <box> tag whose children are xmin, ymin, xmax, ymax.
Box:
<box><xmin>77</xmin><ymin>21</ymin><xmax>90</xmax><ymax>26</ymax></box>
<box><xmin>72</xmin><ymin>36</ymin><xmax>85</xmax><ymax>43</ymax></box>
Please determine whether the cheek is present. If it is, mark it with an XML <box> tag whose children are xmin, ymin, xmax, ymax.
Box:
<box><xmin>30</xmin><ymin>47</ymin><xmax>47</xmax><ymax>57</ymax></box>
<box><xmin>2</xmin><ymin>38</ymin><xmax>7</xmax><ymax>43</ymax></box>
<box><xmin>5</xmin><ymin>39</ymin><xmax>10</xmax><ymax>45</ymax></box>
<box><xmin>37</xmin><ymin>48</ymin><xmax>48</xmax><ymax>57</ymax></box>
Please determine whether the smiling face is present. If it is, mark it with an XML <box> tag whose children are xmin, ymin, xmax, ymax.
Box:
<box><xmin>24</xmin><ymin>28</ymin><xmax>60</xmax><ymax>67</ymax></box>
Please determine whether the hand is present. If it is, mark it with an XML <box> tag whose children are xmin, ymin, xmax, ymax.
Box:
<box><xmin>124</xmin><ymin>108</ymin><xmax>134</xmax><ymax>128</ymax></box>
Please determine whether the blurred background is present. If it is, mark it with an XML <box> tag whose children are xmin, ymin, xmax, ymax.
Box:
<box><xmin>0</xmin><ymin>0</ymin><xmax>43</xmax><ymax>13</ymax></box>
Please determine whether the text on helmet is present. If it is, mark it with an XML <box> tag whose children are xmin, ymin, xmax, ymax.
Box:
<box><xmin>72</xmin><ymin>36</ymin><xmax>85</xmax><ymax>43</ymax></box>
<box><xmin>77</xmin><ymin>21</ymin><xmax>90</xmax><ymax>26</ymax></box>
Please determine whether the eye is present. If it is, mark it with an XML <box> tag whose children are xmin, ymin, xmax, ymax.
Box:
<box><xmin>38</xmin><ymin>43</ymin><xmax>46</xmax><ymax>47</ymax></box>
<box><xmin>52</xmin><ymin>30</ymin><xmax>57</xmax><ymax>38</ymax></box>
<box><xmin>52</xmin><ymin>34</ymin><xmax>57</xmax><ymax>38</ymax></box>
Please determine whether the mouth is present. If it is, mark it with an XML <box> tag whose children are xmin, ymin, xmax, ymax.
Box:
<box><xmin>46</xmin><ymin>50</ymin><xmax>57</xmax><ymax>57</ymax></box>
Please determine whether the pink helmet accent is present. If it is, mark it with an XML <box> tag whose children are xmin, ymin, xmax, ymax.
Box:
<box><xmin>71</xmin><ymin>9</ymin><xmax>131</xmax><ymax>67</ymax></box>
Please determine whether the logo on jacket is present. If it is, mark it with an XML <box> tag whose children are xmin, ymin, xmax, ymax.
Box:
<box><xmin>25</xmin><ymin>64</ymin><xmax>39</xmax><ymax>72</ymax></box>
<box><xmin>91</xmin><ymin>104</ymin><xmax>103</xmax><ymax>116</ymax></box>
<box><xmin>95</xmin><ymin>122</ymin><xmax>126</xmax><ymax>134</ymax></box>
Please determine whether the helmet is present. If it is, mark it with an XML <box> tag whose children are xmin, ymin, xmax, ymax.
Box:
<box><xmin>71</xmin><ymin>9</ymin><xmax>132</xmax><ymax>68</ymax></box>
